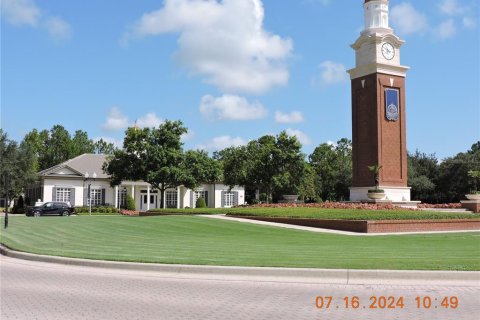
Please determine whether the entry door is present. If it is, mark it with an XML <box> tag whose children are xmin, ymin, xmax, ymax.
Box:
<box><xmin>142</xmin><ymin>194</ymin><xmax>158</xmax><ymax>210</ymax></box>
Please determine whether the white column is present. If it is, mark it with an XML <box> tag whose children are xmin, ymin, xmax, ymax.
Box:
<box><xmin>114</xmin><ymin>186</ymin><xmax>118</xmax><ymax>209</ymax></box>
<box><xmin>164</xmin><ymin>188</ymin><xmax>167</xmax><ymax>209</ymax></box>
<box><xmin>147</xmin><ymin>185</ymin><xmax>150</xmax><ymax>211</ymax></box>
<box><xmin>177</xmin><ymin>187</ymin><xmax>180</xmax><ymax>209</ymax></box>
<box><xmin>131</xmin><ymin>185</ymin><xmax>135</xmax><ymax>210</ymax></box>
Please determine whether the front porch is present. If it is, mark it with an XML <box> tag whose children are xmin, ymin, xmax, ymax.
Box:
<box><xmin>113</xmin><ymin>182</ymin><xmax>186</xmax><ymax>211</ymax></box>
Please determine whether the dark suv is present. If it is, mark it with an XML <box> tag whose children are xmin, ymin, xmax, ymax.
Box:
<box><xmin>26</xmin><ymin>202</ymin><xmax>75</xmax><ymax>217</ymax></box>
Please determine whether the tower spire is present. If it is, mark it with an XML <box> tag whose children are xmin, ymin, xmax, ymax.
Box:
<box><xmin>363</xmin><ymin>0</ymin><xmax>390</xmax><ymax>32</ymax></box>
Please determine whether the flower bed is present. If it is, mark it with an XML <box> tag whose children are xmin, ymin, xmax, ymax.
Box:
<box><xmin>120</xmin><ymin>210</ymin><xmax>140</xmax><ymax>216</ymax></box>
<box><xmin>417</xmin><ymin>203</ymin><xmax>462</xmax><ymax>209</ymax></box>
<box><xmin>249</xmin><ymin>201</ymin><xmax>411</xmax><ymax>211</ymax></box>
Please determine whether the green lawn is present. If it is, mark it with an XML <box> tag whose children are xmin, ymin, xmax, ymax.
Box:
<box><xmin>1</xmin><ymin>215</ymin><xmax>479</xmax><ymax>270</ymax></box>
<box><xmin>149</xmin><ymin>207</ymin><xmax>480</xmax><ymax>220</ymax></box>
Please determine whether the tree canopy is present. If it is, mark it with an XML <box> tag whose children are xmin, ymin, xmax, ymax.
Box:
<box><xmin>103</xmin><ymin>120</ymin><xmax>220</xmax><ymax>208</ymax></box>
<box><xmin>215</xmin><ymin>131</ymin><xmax>305</xmax><ymax>203</ymax></box>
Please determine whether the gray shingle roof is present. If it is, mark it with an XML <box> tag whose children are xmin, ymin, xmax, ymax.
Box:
<box><xmin>38</xmin><ymin>154</ymin><xmax>110</xmax><ymax>179</ymax></box>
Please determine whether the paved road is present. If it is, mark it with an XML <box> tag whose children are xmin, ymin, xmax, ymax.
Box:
<box><xmin>1</xmin><ymin>256</ymin><xmax>479</xmax><ymax>320</ymax></box>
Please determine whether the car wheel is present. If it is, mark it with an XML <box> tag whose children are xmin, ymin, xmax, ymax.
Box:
<box><xmin>61</xmin><ymin>210</ymin><xmax>69</xmax><ymax>217</ymax></box>
<box><xmin>33</xmin><ymin>211</ymin><xmax>41</xmax><ymax>217</ymax></box>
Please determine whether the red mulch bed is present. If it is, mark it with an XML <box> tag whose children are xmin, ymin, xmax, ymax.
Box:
<box><xmin>120</xmin><ymin>210</ymin><xmax>140</xmax><ymax>216</ymax></box>
<box><xmin>249</xmin><ymin>202</ymin><xmax>410</xmax><ymax>210</ymax></box>
<box><xmin>417</xmin><ymin>203</ymin><xmax>462</xmax><ymax>209</ymax></box>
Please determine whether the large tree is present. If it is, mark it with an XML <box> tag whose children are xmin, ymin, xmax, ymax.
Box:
<box><xmin>309</xmin><ymin>138</ymin><xmax>352</xmax><ymax>201</ymax></box>
<box><xmin>435</xmin><ymin>142</ymin><xmax>480</xmax><ymax>202</ymax></box>
<box><xmin>104</xmin><ymin>121</ymin><xmax>214</xmax><ymax>208</ymax></box>
<box><xmin>216</xmin><ymin>131</ymin><xmax>306</xmax><ymax>203</ymax></box>
<box><xmin>71</xmin><ymin>130</ymin><xmax>95</xmax><ymax>156</ymax></box>
<box><xmin>0</xmin><ymin>130</ymin><xmax>37</xmax><ymax>204</ymax></box>
<box><xmin>408</xmin><ymin>150</ymin><xmax>438</xmax><ymax>203</ymax></box>
<box><xmin>94</xmin><ymin>139</ymin><xmax>117</xmax><ymax>155</ymax></box>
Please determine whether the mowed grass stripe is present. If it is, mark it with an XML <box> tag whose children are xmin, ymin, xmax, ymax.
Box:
<box><xmin>0</xmin><ymin>216</ymin><xmax>478</xmax><ymax>270</ymax></box>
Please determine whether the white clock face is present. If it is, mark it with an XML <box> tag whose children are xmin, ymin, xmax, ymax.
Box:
<box><xmin>381</xmin><ymin>42</ymin><xmax>395</xmax><ymax>60</ymax></box>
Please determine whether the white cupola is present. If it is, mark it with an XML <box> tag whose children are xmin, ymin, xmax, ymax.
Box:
<box><xmin>364</xmin><ymin>0</ymin><xmax>390</xmax><ymax>31</ymax></box>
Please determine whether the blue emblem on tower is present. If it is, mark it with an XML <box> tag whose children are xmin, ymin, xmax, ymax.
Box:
<box><xmin>385</xmin><ymin>88</ymin><xmax>399</xmax><ymax>121</ymax></box>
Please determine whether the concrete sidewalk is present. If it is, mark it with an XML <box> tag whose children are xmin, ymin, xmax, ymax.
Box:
<box><xmin>1</xmin><ymin>245</ymin><xmax>479</xmax><ymax>287</ymax></box>
<box><xmin>200</xmin><ymin>214</ymin><xmax>480</xmax><ymax>236</ymax></box>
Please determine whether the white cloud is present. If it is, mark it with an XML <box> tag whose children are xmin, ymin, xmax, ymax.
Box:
<box><xmin>135</xmin><ymin>112</ymin><xmax>163</xmax><ymax>128</ymax></box>
<box><xmin>102</xmin><ymin>107</ymin><xmax>129</xmax><ymax>132</ymax></box>
<box><xmin>275</xmin><ymin>111</ymin><xmax>304</xmax><ymax>124</ymax></box>
<box><xmin>435</xmin><ymin>19</ymin><xmax>456</xmax><ymax>39</ymax></box>
<box><xmin>1</xmin><ymin>0</ymin><xmax>40</xmax><ymax>26</ymax></box>
<box><xmin>45</xmin><ymin>16</ymin><xmax>72</xmax><ymax>40</ymax></box>
<box><xmin>200</xmin><ymin>94</ymin><xmax>268</xmax><ymax>121</ymax></box>
<box><xmin>181</xmin><ymin>130</ymin><xmax>195</xmax><ymax>142</ymax></box>
<box><xmin>285</xmin><ymin>128</ymin><xmax>312</xmax><ymax>146</ymax></box>
<box><xmin>124</xmin><ymin>0</ymin><xmax>292</xmax><ymax>94</ymax></box>
<box><xmin>1</xmin><ymin>0</ymin><xmax>72</xmax><ymax>41</ymax></box>
<box><xmin>307</xmin><ymin>0</ymin><xmax>330</xmax><ymax>5</ymax></box>
<box><xmin>316</xmin><ymin>61</ymin><xmax>348</xmax><ymax>85</ymax></box>
<box><xmin>198</xmin><ymin>136</ymin><xmax>247</xmax><ymax>151</ymax></box>
<box><xmin>391</xmin><ymin>3</ymin><xmax>428</xmax><ymax>35</ymax></box>
<box><xmin>463</xmin><ymin>17</ymin><xmax>476</xmax><ymax>29</ymax></box>
<box><xmin>438</xmin><ymin>0</ymin><xmax>467</xmax><ymax>16</ymax></box>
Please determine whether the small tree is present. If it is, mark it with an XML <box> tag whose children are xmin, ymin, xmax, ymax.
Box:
<box><xmin>196</xmin><ymin>197</ymin><xmax>206</xmax><ymax>208</ymax></box>
<box><xmin>367</xmin><ymin>165</ymin><xmax>383</xmax><ymax>192</ymax></box>
<box><xmin>126</xmin><ymin>195</ymin><xmax>136</xmax><ymax>211</ymax></box>
<box><xmin>468</xmin><ymin>170</ymin><xmax>480</xmax><ymax>193</ymax></box>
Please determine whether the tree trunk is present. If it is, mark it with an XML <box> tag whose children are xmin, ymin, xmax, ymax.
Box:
<box><xmin>160</xmin><ymin>185</ymin><xmax>165</xmax><ymax>209</ymax></box>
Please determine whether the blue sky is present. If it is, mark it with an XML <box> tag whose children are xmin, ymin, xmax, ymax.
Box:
<box><xmin>1</xmin><ymin>0</ymin><xmax>479</xmax><ymax>160</ymax></box>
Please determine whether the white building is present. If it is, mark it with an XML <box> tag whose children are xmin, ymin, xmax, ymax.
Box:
<box><xmin>26</xmin><ymin>154</ymin><xmax>245</xmax><ymax>210</ymax></box>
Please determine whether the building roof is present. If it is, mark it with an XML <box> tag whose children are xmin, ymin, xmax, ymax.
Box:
<box><xmin>38</xmin><ymin>154</ymin><xmax>110</xmax><ymax>179</ymax></box>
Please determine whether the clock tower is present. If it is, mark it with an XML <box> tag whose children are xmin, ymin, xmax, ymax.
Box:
<box><xmin>348</xmin><ymin>0</ymin><xmax>411</xmax><ymax>202</ymax></box>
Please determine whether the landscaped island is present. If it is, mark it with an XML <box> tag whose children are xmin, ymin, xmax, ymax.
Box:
<box><xmin>147</xmin><ymin>205</ymin><xmax>480</xmax><ymax>233</ymax></box>
<box><xmin>1</xmin><ymin>215</ymin><xmax>479</xmax><ymax>271</ymax></box>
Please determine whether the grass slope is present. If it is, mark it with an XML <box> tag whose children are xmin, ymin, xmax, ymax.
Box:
<box><xmin>149</xmin><ymin>207</ymin><xmax>480</xmax><ymax>220</ymax></box>
<box><xmin>1</xmin><ymin>216</ymin><xmax>479</xmax><ymax>271</ymax></box>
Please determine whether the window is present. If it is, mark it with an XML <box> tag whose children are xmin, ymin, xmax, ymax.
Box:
<box><xmin>88</xmin><ymin>189</ymin><xmax>102</xmax><ymax>206</ymax></box>
<box><xmin>117</xmin><ymin>188</ymin><xmax>127</xmax><ymax>208</ymax></box>
<box><xmin>223</xmin><ymin>192</ymin><xmax>235</xmax><ymax>208</ymax></box>
<box><xmin>56</xmin><ymin>188</ymin><xmax>71</xmax><ymax>203</ymax></box>
<box><xmin>166</xmin><ymin>191</ymin><xmax>178</xmax><ymax>208</ymax></box>
<box><xmin>194</xmin><ymin>191</ymin><xmax>208</xmax><ymax>207</ymax></box>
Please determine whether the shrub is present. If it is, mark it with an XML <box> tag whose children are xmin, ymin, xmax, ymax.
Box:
<box><xmin>196</xmin><ymin>197</ymin><xmax>207</xmax><ymax>208</ymax></box>
<box><xmin>126</xmin><ymin>195</ymin><xmax>136</xmax><ymax>211</ymax></box>
<box><xmin>75</xmin><ymin>206</ymin><xmax>120</xmax><ymax>215</ymax></box>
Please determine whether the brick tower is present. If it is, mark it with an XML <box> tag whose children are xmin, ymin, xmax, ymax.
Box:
<box><xmin>348</xmin><ymin>0</ymin><xmax>411</xmax><ymax>202</ymax></box>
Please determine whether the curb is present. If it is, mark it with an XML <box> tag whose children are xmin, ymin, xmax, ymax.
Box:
<box><xmin>1</xmin><ymin>245</ymin><xmax>479</xmax><ymax>286</ymax></box>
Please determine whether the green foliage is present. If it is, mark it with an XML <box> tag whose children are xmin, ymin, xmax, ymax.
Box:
<box><xmin>468</xmin><ymin>170</ymin><xmax>480</xmax><ymax>192</ymax></box>
<box><xmin>309</xmin><ymin>139</ymin><xmax>352</xmax><ymax>201</ymax></box>
<box><xmin>435</xmin><ymin>142</ymin><xmax>480</xmax><ymax>202</ymax></box>
<box><xmin>0</xmin><ymin>130</ymin><xmax>37</xmax><ymax>202</ymax></box>
<box><xmin>182</xmin><ymin>150</ymin><xmax>221</xmax><ymax>186</ymax></box>
<box><xmin>297</xmin><ymin>163</ymin><xmax>317</xmax><ymax>202</ymax></box>
<box><xmin>94</xmin><ymin>138</ymin><xmax>117</xmax><ymax>155</ymax></box>
<box><xmin>367</xmin><ymin>164</ymin><xmax>383</xmax><ymax>191</ymax></box>
<box><xmin>408</xmin><ymin>151</ymin><xmax>438</xmax><ymax>202</ymax></box>
<box><xmin>75</xmin><ymin>206</ymin><xmax>120</xmax><ymax>215</ymax></box>
<box><xmin>104</xmin><ymin>121</ymin><xmax>214</xmax><ymax>208</ymax></box>
<box><xmin>196</xmin><ymin>197</ymin><xmax>207</xmax><ymax>208</ymax></box>
<box><xmin>21</xmin><ymin>125</ymin><xmax>101</xmax><ymax>171</ymax></box>
<box><xmin>216</xmin><ymin>131</ymin><xmax>306</xmax><ymax>203</ymax></box>
<box><xmin>126</xmin><ymin>195</ymin><xmax>136</xmax><ymax>211</ymax></box>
